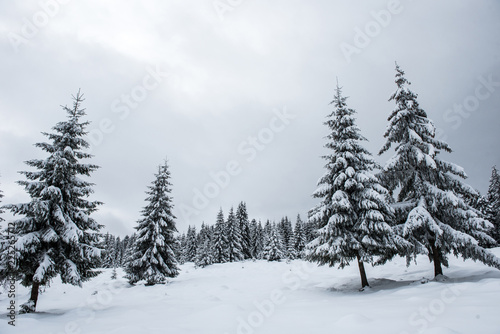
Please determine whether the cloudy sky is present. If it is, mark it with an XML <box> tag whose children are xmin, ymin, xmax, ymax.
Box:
<box><xmin>1</xmin><ymin>0</ymin><xmax>499</xmax><ymax>236</ymax></box>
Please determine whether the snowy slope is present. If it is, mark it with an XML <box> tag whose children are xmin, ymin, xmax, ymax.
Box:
<box><xmin>1</xmin><ymin>249</ymin><xmax>500</xmax><ymax>334</ymax></box>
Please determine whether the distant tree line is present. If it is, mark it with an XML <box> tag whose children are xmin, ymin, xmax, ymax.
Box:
<box><xmin>176</xmin><ymin>204</ymin><xmax>318</xmax><ymax>267</ymax></box>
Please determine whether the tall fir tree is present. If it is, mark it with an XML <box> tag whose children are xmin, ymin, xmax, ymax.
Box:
<box><xmin>294</xmin><ymin>215</ymin><xmax>307</xmax><ymax>258</ymax></box>
<box><xmin>212</xmin><ymin>208</ymin><xmax>228</xmax><ymax>263</ymax></box>
<box><xmin>101</xmin><ymin>233</ymin><xmax>117</xmax><ymax>268</ymax></box>
<box><xmin>123</xmin><ymin>233</ymin><xmax>137</xmax><ymax>266</ymax></box>
<box><xmin>184</xmin><ymin>226</ymin><xmax>198</xmax><ymax>262</ymax></box>
<box><xmin>225</xmin><ymin>207</ymin><xmax>244</xmax><ymax>262</ymax></box>
<box><xmin>485</xmin><ymin>166</ymin><xmax>500</xmax><ymax>244</ymax></box>
<box><xmin>125</xmin><ymin>160</ymin><xmax>179</xmax><ymax>285</ymax></box>
<box><xmin>304</xmin><ymin>217</ymin><xmax>319</xmax><ymax>243</ymax></box>
<box><xmin>195</xmin><ymin>225</ymin><xmax>214</xmax><ymax>268</ymax></box>
<box><xmin>379</xmin><ymin>63</ymin><xmax>499</xmax><ymax>276</ymax></box>
<box><xmin>5</xmin><ymin>92</ymin><xmax>102</xmax><ymax>312</ymax></box>
<box><xmin>307</xmin><ymin>82</ymin><xmax>404</xmax><ymax>288</ymax></box>
<box><xmin>236</xmin><ymin>202</ymin><xmax>252</xmax><ymax>259</ymax></box>
<box><xmin>278</xmin><ymin>217</ymin><xmax>294</xmax><ymax>258</ymax></box>
<box><xmin>176</xmin><ymin>233</ymin><xmax>187</xmax><ymax>264</ymax></box>
<box><xmin>249</xmin><ymin>219</ymin><xmax>264</xmax><ymax>259</ymax></box>
<box><xmin>263</xmin><ymin>224</ymin><xmax>284</xmax><ymax>261</ymax></box>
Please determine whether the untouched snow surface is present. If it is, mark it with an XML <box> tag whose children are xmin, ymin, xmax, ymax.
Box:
<box><xmin>1</xmin><ymin>249</ymin><xmax>500</xmax><ymax>334</ymax></box>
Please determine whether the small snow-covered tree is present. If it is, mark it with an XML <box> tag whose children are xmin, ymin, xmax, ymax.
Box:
<box><xmin>184</xmin><ymin>226</ymin><xmax>198</xmax><ymax>262</ymax></box>
<box><xmin>101</xmin><ymin>233</ymin><xmax>117</xmax><ymax>268</ymax></box>
<box><xmin>125</xmin><ymin>160</ymin><xmax>179</xmax><ymax>285</ymax></box>
<box><xmin>123</xmin><ymin>233</ymin><xmax>137</xmax><ymax>266</ymax></box>
<box><xmin>250</xmin><ymin>219</ymin><xmax>264</xmax><ymax>259</ymax></box>
<box><xmin>236</xmin><ymin>202</ymin><xmax>252</xmax><ymax>259</ymax></box>
<box><xmin>195</xmin><ymin>237</ymin><xmax>214</xmax><ymax>268</ymax></box>
<box><xmin>307</xmin><ymin>82</ymin><xmax>405</xmax><ymax>288</ymax></box>
<box><xmin>277</xmin><ymin>217</ymin><xmax>294</xmax><ymax>257</ymax></box>
<box><xmin>294</xmin><ymin>215</ymin><xmax>307</xmax><ymax>258</ymax></box>
<box><xmin>485</xmin><ymin>166</ymin><xmax>500</xmax><ymax>244</ymax></box>
<box><xmin>212</xmin><ymin>208</ymin><xmax>228</xmax><ymax>263</ymax></box>
<box><xmin>195</xmin><ymin>224</ymin><xmax>214</xmax><ymax>268</ymax></box>
<box><xmin>176</xmin><ymin>233</ymin><xmax>187</xmax><ymax>264</ymax></box>
<box><xmin>226</xmin><ymin>207</ymin><xmax>244</xmax><ymax>262</ymax></box>
<box><xmin>379</xmin><ymin>63</ymin><xmax>500</xmax><ymax>277</ymax></box>
<box><xmin>5</xmin><ymin>92</ymin><xmax>102</xmax><ymax>312</ymax></box>
<box><xmin>263</xmin><ymin>225</ymin><xmax>284</xmax><ymax>261</ymax></box>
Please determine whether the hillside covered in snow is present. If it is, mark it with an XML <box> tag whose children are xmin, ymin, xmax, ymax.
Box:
<box><xmin>2</xmin><ymin>249</ymin><xmax>500</xmax><ymax>334</ymax></box>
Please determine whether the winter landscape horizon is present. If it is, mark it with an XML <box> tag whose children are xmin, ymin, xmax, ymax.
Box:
<box><xmin>1</xmin><ymin>1</ymin><xmax>499</xmax><ymax>333</ymax></box>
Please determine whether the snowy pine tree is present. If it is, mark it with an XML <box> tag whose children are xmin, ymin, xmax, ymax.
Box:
<box><xmin>379</xmin><ymin>63</ymin><xmax>500</xmax><ymax>277</ymax></box>
<box><xmin>184</xmin><ymin>226</ymin><xmax>198</xmax><ymax>262</ymax></box>
<box><xmin>195</xmin><ymin>236</ymin><xmax>214</xmax><ymax>268</ymax></box>
<box><xmin>485</xmin><ymin>166</ymin><xmax>500</xmax><ymax>244</ymax></box>
<box><xmin>236</xmin><ymin>202</ymin><xmax>252</xmax><ymax>259</ymax></box>
<box><xmin>226</xmin><ymin>207</ymin><xmax>244</xmax><ymax>262</ymax></box>
<box><xmin>176</xmin><ymin>233</ymin><xmax>187</xmax><ymax>264</ymax></box>
<box><xmin>307</xmin><ymin>82</ymin><xmax>405</xmax><ymax>288</ymax></box>
<box><xmin>125</xmin><ymin>160</ymin><xmax>179</xmax><ymax>285</ymax></box>
<box><xmin>263</xmin><ymin>225</ymin><xmax>284</xmax><ymax>261</ymax></box>
<box><xmin>101</xmin><ymin>233</ymin><xmax>117</xmax><ymax>268</ymax></box>
<box><xmin>195</xmin><ymin>224</ymin><xmax>214</xmax><ymax>267</ymax></box>
<box><xmin>294</xmin><ymin>215</ymin><xmax>307</xmax><ymax>258</ymax></box>
<box><xmin>249</xmin><ymin>219</ymin><xmax>264</xmax><ymax>259</ymax></box>
<box><xmin>212</xmin><ymin>208</ymin><xmax>228</xmax><ymax>263</ymax></box>
<box><xmin>278</xmin><ymin>217</ymin><xmax>294</xmax><ymax>258</ymax></box>
<box><xmin>5</xmin><ymin>92</ymin><xmax>102</xmax><ymax>312</ymax></box>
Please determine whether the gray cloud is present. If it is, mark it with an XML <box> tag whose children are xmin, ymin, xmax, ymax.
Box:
<box><xmin>1</xmin><ymin>0</ymin><xmax>499</xmax><ymax>236</ymax></box>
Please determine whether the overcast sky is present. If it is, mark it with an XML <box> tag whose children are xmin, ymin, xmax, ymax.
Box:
<box><xmin>1</xmin><ymin>0</ymin><xmax>499</xmax><ymax>236</ymax></box>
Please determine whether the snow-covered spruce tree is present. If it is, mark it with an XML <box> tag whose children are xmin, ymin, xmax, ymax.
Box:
<box><xmin>306</xmin><ymin>82</ymin><xmax>405</xmax><ymax>288</ymax></box>
<box><xmin>101</xmin><ymin>233</ymin><xmax>117</xmax><ymax>268</ymax></box>
<box><xmin>250</xmin><ymin>219</ymin><xmax>264</xmax><ymax>259</ymax></box>
<box><xmin>236</xmin><ymin>202</ymin><xmax>252</xmax><ymax>259</ymax></box>
<box><xmin>294</xmin><ymin>215</ymin><xmax>307</xmax><ymax>259</ymax></box>
<box><xmin>194</xmin><ymin>224</ymin><xmax>214</xmax><ymax>267</ymax></box>
<box><xmin>278</xmin><ymin>217</ymin><xmax>294</xmax><ymax>258</ymax></box>
<box><xmin>125</xmin><ymin>160</ymin><xmax>179</xmax><ymax>285</ymax></box>
<box><xmin>226</xmin><ymin>207</ymin><xmax>244</xmax><ymax>262</ymax></box>
<box><xmin>123</xmin><ymin>233</ymin><xmax>137</xmax><ymax>266</ymax></box>
<box><xmin>485</xmin><ymin>166</ymin><xmax>500</xmax><ymax>244</ymax></box>
<box><xmin>379</xmin><ymin>63</ymin><xmax>499</xmax><ymax>277</ymax></box>
<box><xmin>5</xmin><ymin>92</ymin><xmax>102</xmax><ymax>312</ymax></box>
<box><xmin>304</xmin><ymin>217</ymin><xmax>319</xmax><ymax>243</ymax></box>
<box><xmin>212</xmin><ymin>208</ymin><xmax>228</xmax><ymax>263</ymax></box>
<box><xmin>263</xmin><ymin>225</ymin><xmax>284</xmax><ymax>261</ymax></box>
<box><xmin>195</xmin><ymin>237</ymin><xmax>214</xmax><ymax>268</ymax></box>
<box><xmin>184</xmin><ymin>226</ymin><xmax>198</xmax><ymax>262</ymax></box>
<box><xmin>176</xmin><ymin>233</ymin><xmax>187</xmax><ymax>264</ymax></box>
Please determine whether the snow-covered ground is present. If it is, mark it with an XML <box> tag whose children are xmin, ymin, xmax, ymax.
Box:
<box><xmin>1</xmin><ymin>249</ymin><xmax>500</xmax><ymax>334</ymax></box>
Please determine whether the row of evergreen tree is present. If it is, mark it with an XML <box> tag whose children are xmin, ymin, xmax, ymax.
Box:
<box><xmin>1</xmin><ymin>63</ymin><xmax>500</xmax><ymax>313</ymax></box>
<box><xmin>306</xmin><ymin>65</ymin><xmax>500</xmax><ymax>289</ymax></box>
<box><xmin>98</xmin><ymin>207</ymin><xmax>318</xmax><ymax>269</ymax></box>
<box><xmin>177</xmin><ymin>209</ymin><xmax>317</xmax><ymax>266</ymax></box>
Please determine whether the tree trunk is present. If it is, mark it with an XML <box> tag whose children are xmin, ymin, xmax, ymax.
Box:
<box><xmin>29</xmin><ymin>281</ymin><xmax>40</xmax><ymax>311</ymax></box>
<box><xmin>20</xmin><ymin>281</ymin><xmax>40</xmax><ymax>314</ymax></box>
<box><xmin>431</xmin><ymin>243</ymin><xmax>443</xmax><ymax>277</ymax></box>
<box><xmin>356</xmin><ymin>254</ymin><xmax>369</xmax><ymax>289</ymax></box>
